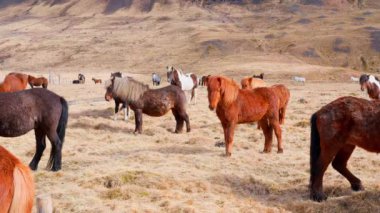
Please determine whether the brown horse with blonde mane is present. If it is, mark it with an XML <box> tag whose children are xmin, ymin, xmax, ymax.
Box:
<box><xmin>28</xmin><ymin>75</ymin><xmax>48</xmax><ymax>88</ymax></box>
<box><xmin>310</xmin><ymin>96</ymin><xmax>380</xmax><ymax>202</ymax></box>
<box><xmin>105</xmin><ymin>77</ymin><xmax>190</xmax><ymax>134</ymax></box>
<box><xmin>0</xmin><ymin>72</ymin><xmax>29</xmax><ymax>92</ymax></box>
<box><xmin>0</xmin><ymin>145</ymin><xmax>34</xmax><ymax>213</ymax></box>
<box><xmin>207</xmin><ymin>76</ymin><xmax>283</xmax><ymax>156</ymax></box>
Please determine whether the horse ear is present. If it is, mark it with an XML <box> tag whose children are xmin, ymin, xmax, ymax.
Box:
<box><xmin>248</xmin><ymin>77</ymin><xmax>253</xmax><ymax>84</ymax></box>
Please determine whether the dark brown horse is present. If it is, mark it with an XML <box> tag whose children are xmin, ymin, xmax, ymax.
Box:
<box><xmin>167</xmin><ymin>66</ymin><xmax>198</xmax><ymax>103</ymax></box>
<box><xmin>310</xmin><ymin>96</ymin><xmax>380</xmax><ymax>202</ymax></box>
<box><xmin>359</xmin><ymin>74</ymin><xmax>380</xmax><ymax>99</ymax></box>
<box><xmin>207</xmin><ymin>76</ymin><xmax>282</xmax><ymax>156</ymax></box>
<box><xmin>0</xmin><ymin>89</ymin><xmax>68</xmax><ymax>171</ymax></box>
<box><xmin>0</xmin><ymin>72</ymin><xmax>29</xmax><ymax>92</ymax></box>
<box><xmin>28</xmin><ymin>75</ymin><xmax>48</xmax><ymax>88</ymax></box>
<box><xmin>199</xmin><ymin>75</ymin><xmax>211</xmax><ymax>86</ymax></box>
<box><xmin>253</xmin><ymin>73</ymin><xmax>264</xmax><ymax>80</ymax></box>
<box><xmin>105</xmin><ymin>77</ymin><xmax>190</xmax><ymax>134</ymax></box>
<box><xmin>0</xmin><ymin>145</ymin><xmax>34</xmax><ymax>213</ymax></box>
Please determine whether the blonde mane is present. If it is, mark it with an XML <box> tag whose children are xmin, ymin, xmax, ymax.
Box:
<box><xmin>220</xmin><ymin>76</ymin><xmax>239</xmax><ymax>105</ymax></box>
<box><xmin>106</xmin><ymin>77</ymin><xmax>149</xmax><ymax>102</ymax></box>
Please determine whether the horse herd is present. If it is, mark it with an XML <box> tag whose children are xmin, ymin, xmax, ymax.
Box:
<box><xmin>0</xmin><ymin>69</ymin><xmax>379</xmax><ymax>211</ymax></box>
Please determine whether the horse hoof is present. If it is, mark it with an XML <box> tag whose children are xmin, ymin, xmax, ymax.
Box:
<box><xmin>187</xmin><ymin>128</ymin><xmax>191</xmax><ymax>132</ymax></box>
<box><xmin>29</xmin><ymin>163</ymin><xmax>38</xmax><ymax>171</ymax></box>
<box><xmin>262</xmin><ymin>149</ymin><xmax>271</xmax><ymax>153</ymax></box>
<box><xmin>225</xmin><ymin>152</ymin><xmax>232</xmax><ymax>157</ymax></box>
<box><xmin>351</xmin><ymin>182</ymin><xmax>364</xmax><ymax>191</ymax></box>
<box><xmin>277</xmin><ymin>149</ymin><xmax>284</xmax><ymax>154</ymax></box>
<box><xmin>310</xmin><ymin>192</ymin><xmax>327</xmax><ymax>202</ymax></box>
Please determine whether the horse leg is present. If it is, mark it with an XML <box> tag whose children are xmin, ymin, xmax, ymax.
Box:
<box><xmin>46</xmin><ymin>130</ymin><xmax>62</xmax><ymax>171</ymax></box>
<box><xmin>114</xmin><ymin>100</ymin><xmax>120</xmax><ymax>121</ymax></box>
<box><xmin>259</xmin><ymin>119</ymin><xmax>273</xmax><ymax>153</ymax></box>
<box><xmin>331</xmin><ymin>144</ymin><xmax>363</xmax><ymax>191</ymax></box>
<box><xmin>310</xmin><ymin>144</ymin><xmax>339</xmax><ymax>202</ymax></box>
<box><xmin>223</xmin><ymin>122</ymin><xmax>236</xmax><ymax>157</ymax></box>
<box><xmin>270</xmin><ymin>119</ymin><xmax>283</xmax><ymax>153</ymax></box>
<box><xmin>179</xmin><ymin>110</ymin><xmax>191</xmax><ymax>132</ymax></box>
<box><xmin>124</xmin><ymin>105</ymin><xmax>129</xmax><ymax>121</ymax></box>
<box><xmin>191</xmin><ymin>88</ymin><xmax>196</xmax><ymax>104</ymax></box>
<box><xmin>134</xmin><ymin>109</ymin><xmax>143</xmax><ymax>134</ymax></box>
<box><xmin>29</xmin><ymin>128</ymin><xmax>46</xmax><ymax>170</ymax></box>
<box><xmin>172</xmin><ymin>110</ymin><xmax>184</xmax><ymax>133</ymax></box>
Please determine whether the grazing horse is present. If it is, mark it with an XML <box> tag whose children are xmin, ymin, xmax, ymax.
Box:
<box><xmin>207</xmin><ymin>76</ymin><xmax>282</xmax><ymax>156</ymax></box>
<box><xmin>28</xmin><ymin>75</ymin><xmax>48</xmax><ymax>88</ymax></box>
<box><xmin>105</xmin><ymin>77</ymin><xmax>190</xmax><ymax>134</ymax></box>
<box><xmin>110</xmin><ymin>72</ymin><xmax>129</xmax><ymax>121</ymax></box>
<box><xmin>350</xmin><ymin>76</ymin><xmax>359</xmax><ymax>82</ymax></box>
<box><xmin>0</xmin><ymin>145</ymin><xmax>34</xmax><ymax>213</ymax></box>
<box><xmin>73</xmin><ymin>73</ymin><xmax>85</xmax><ymax>84</ymax></box>
<box><xmin>359</xmin><ymin>74</ymin><xmax>380</xmax><ymax>99</ymax></box>
<box><xmin>0</xmin><ymin>89</ymin><xmax>68</xmax><ymax>171</ymax></box>
<box><xmin>293</xmin><ymin>76</ymin><xmax>306</xmax><ymax>84</ymax></box>
<box><xmin>152</xmin><ymin>73</ymin><xmax>161</xmax><ymax>86</ymax></box>
<box><xmin>0</xmin><ymin>72</ymin><xmax>28</xmax><ymax>92</ymax></box>
<box><xmin>241</xmin><ymin>77</ymin><xmax>266</xmax><ymax>89</ymax></box>
<box><xmin>310</xmin><ymin>96</ymin><xmax>380</xmax><ymax>202</ymax></box>
<box><xmin>92</xmin><ymin>78</ymin><xmax>102</xmax><ymax>84</ymax></box>
<box><xmin>167</xmin><ymin>66</ymin><xmax>198</xmax><ymax>103</ymax></box>
<box><xmin>253</xmin><ymin>73</ymin><xmax>264</xmax><ymax>80</ymax></box>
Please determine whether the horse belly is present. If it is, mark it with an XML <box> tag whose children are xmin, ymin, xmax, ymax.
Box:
<box><xmin>180</xmin><ymin>78</ymin><xmax>195</xmax><ymax>90</ymax></box>
<box><xmin>0</xmin><ymin>120</ymin><xmax>34</xmax><ymax>137</ymax></box>
<box><xmin>142</xmin><ymin>101</ymin><xmax>171</xmax><ymax>117</ymax></box>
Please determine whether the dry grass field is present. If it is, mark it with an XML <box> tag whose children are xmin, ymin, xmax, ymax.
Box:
<box><xmin>0</xmin><ymin>0</ymin><xmax>379</xmax><ymax>212</ymax></box>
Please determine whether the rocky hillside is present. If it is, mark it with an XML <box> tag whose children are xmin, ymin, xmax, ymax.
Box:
<box><xmin>0</xmin><ymin>0</ymin><xmax>379</xmax><ymax>77</ymax></box>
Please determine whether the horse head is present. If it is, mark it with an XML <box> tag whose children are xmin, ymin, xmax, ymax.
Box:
<box><xmin>207</xmin><ymin>76</ymin><xmax>238</xmax><ymax>111</ymax></box>
<box><xmin>104</xmin><ymin>77</ymin><xmax>115</xmax><ymax>101</ymax></box>
<box><xmin>241</xmin><ymin>77</ymin><xmax>252</xmax><ymax>89</ymax></box>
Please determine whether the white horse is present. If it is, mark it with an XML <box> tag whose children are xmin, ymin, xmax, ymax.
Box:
<box><xmin>350</xmin><ymin>76</ymin><xmax>359</xmax><ymax>82</ymax></box>
<box><xmin>293</xmin><ymin>76</ymin><xmax>306</xmax><ymax>84</ymax></box>
<box><xmin>167</xmin><ymin>66</ymin><xmax>198</xmax><ymax>104</ymax></box>
<box><xmin>152</xmin><ymin>73</ymin><xmax>161</xmax><ymax>86</ymax></box>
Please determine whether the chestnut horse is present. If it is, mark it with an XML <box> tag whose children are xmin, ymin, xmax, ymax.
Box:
<box><xmin>105</xmin><ymin>77</ymin><xmax>190</xmax><ymax>134</ymax></box>
<box><xmin>310</xmin><ymin>96</ymin><xmax>380</xmax><ymax>202</ymax></box>
<box><xmin>92</xmin><ymin>78</ymin><xmax>102</xmax><ymax>84</ymax></box>
<box><xmin>207</xmin><ymin>76</ymin><xmax>282</xmax><ymax>156</ymax></box>
<box><xmin>28</xmin><ymin>75</ymin><xmax>48</xmax><ymax>88</ymax></box>
<box><xmin>359</xmin><ymin>74</ymin><xmax>380</xmax><ymax>99</ymax></box>
<box><xmin>241</xmin><ymin>77</ymin><xmax>266</xmax><ymax>89</ymax></box>
<box><xmin>0</xmin><ymin>72</ymin><xmax>28</xmax><ymax>92</ymax></box>
<box><xmin>0</xmin><ymin>145</ymin><xmax>34</xmax><ymax>213</ymax></box>
<box><xmin>167</xmin><ymin>66</ymin><xmax>198</xmax><ymax>104</ymax></box>
<box><xmin>0</xmin><ymin>89</ymin><xmax>68</xmax><ymax>171</ymax></box>
<box><xmin>241</xmin><ymin>80</ymin><xmax>290</xmax><ymax>125</ymax></box>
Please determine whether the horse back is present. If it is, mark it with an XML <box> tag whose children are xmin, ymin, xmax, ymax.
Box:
<box><xmin>315</xmin><ymin>96</ymin><xmax>380</xmax><ymax>152</ymax></box>
<box><xmin>0</xmin><ymin>146</ymin><xmax>16</xmax><ymax>212</ymax></box>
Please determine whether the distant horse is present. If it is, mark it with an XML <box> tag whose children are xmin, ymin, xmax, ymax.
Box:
<box><xmin>0</xmin><ymin>145</ymin><xmax>34</xmax><ymax>213</ymax></box>
<box><xmin>167</xmin><ymin>66</ymin><xmax>198</xmax><ymax>103</ymax></box>
<box><xmin>293</xmin><ymin>76</ymin><xmax>306</xmax><ymax>84</ymax></box>
<box><xmin>310</xmin><ymin>96</ymin><xmax>380</xmax><ymax>202</ymax></box>
<box><xmin>110</xmin><ymin>72</ymin><xmax>129</xmax><ymax>121</ymax></box>
<box><xmin>253</xmin><ymin>73</ymin><xmax>264</xmax><ymax>80</ymax></box>
<box><xmin>241</xmin><ymin>77</ymin><xmax>266</xmax><ymax>89</ymax></box>
<box><xmin>73</xmin><ymin>73</ymin><xmax>85</xmax><ymax>84</ymax></box>
<box><xmin>0</xmin><ymin>89</ymin><xmax>68</xmax><ymax>171</ymax></box>
<box><xmin>0</xmin><ymin>72</ymin><xmax>29</xmax><ymax>92</ymax></box>
<box><xmin>350</xmin><ymin>76</ymin><xmax>359</xmax><ymax>82</ymax></box>
<box><xmin>199</xmin><ymin>75</ymin><xmax>210</xmax><ymax>86</ymax></box>
<box><xmin>207</xmin><ymin>76</ymin><xmax>282</xmax><ymax>156</ymax></box>
<box><xmin>359</xmin><ymin>74</ymin><xmax>380</xmax><ymax>99</ymax></box>
<box><xmin>28</xmin><ymin>75</ymin><xmax>48</xmax><ymax>88</ymax></box>
<box><xmin>105</xmin><ymin>77</ymin><xmax>190</xmax><ymax>134</ymax></box>
<box><xmin>92</xmin><ymin>78</ymin><xmax>102</xmax><ymax>84</ymax></box>
<box><xmin>152</xmin><ymin>73</ymin><xmax>161</xmax><ymax>86</ymax></box>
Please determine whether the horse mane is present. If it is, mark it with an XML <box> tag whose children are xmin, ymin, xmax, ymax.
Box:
<box><xmin>209</xmin><ymin>76</ymin><xmax>239</xmax><ymax>105</ymax></box>
<box><xmin>107</xmin><ymin>77</ymin><xmax>149</xmax><ymax>102</ymax></box>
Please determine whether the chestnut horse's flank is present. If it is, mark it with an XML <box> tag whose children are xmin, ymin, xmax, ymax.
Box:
<box><xmin>0</xmin><ymin>145</ymin><xmax>34</xmax><ymax>213</ymax></box>
<box><xmin>105</xmin><ymin>77</ymin><xmax>190</xmax><ymax>134</ymax></box>
<box><xmin>207</xmin><ymin>76</ymin><xmax>282</xmax><ymax>156</ymax></box>
<box><xmin>0</xmin><ymin>72</ymin><xmax>29</xmax><ymax>92</ymax></box>
<box><xmin>0</xmin><ymin>89</ymin><xmax>68</xmax><ymax>171</ymax></box>
<box><xmin>28</xmin><ymin>75</ymin><xmax>48</xmax><ymax>88</ymax></box>
<box><xmin>310</xmin><ymin>96</ymin><xmax>380</xmax><ymax>202</ymax></box>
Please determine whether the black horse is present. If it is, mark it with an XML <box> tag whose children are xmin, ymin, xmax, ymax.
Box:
<box><xmin>0</xmin><ymin>89</ymin><xmax>68</xmax><ymax>171</ymax></box>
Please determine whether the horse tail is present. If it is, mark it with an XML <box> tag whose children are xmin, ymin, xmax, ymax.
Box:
<box><xmin>9</xmin><ymin>162</ymin><xmax>34</xmax><ymax>213</ymax></box>
<box><xmin>310</xmin><ymin>113</ymin><xmax>320</xmax><ymax>186</ymax></box>
<box><xmin>57</xmin><ymin>97</ymin><xmax>69</xmax><ymax>144</ymax></box>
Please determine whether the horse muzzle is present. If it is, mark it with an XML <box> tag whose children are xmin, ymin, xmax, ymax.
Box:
<box><xmin>105</xmin><ymin>95</ymin><xmax>112</xmax><ymax>101</ymax></box>
<box><xmin>208</xmin><ymin>105</ymin><xmax>215</xmax><ymax>111</ymax></box>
